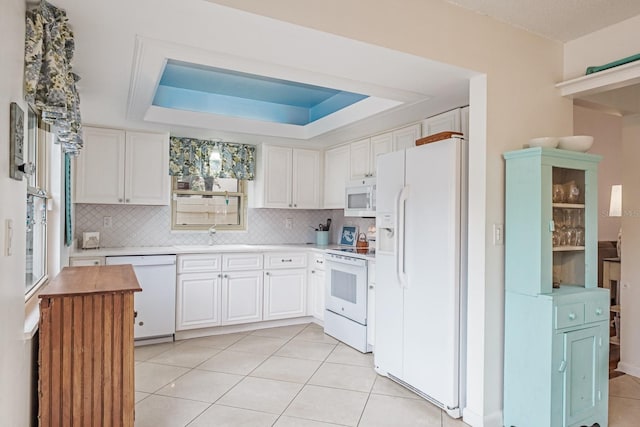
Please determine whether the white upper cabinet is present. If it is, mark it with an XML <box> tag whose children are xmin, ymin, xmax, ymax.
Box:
<box><xmin>75</xmin><ymin>127</ymin><xmax>169</xmax><ymax>205</ymax></box>
<box><xmin>392</xmin><ymin>124</ymin><xmax>421</xmax><ymax>151</ymax></box>
<box><xmin>323</xmin><ymin>144</ymin><xmax>350</xmax><ymax>208</ymax></box>
<box><xmin>421</xmin><ymin>108</ymin><xmax>463</xmax><ymax>138</ymax></box>
<box><xmin>262</xmin><ymin>145</ymin><xmax>293</xmax><ymax>208</ymax></box>
<box><xmin>74</xmin><ymin>127</ymin><xmax>126</xmax><ymax>204</ymax></box>
<box><xmin>350</xmin><ymin>133</ymin><xmax>393</xmax><ymax>180</ymax></box>
<box><xmin>254</xmin><ymin>145</ymin><xmax>321</xmax><ymax>209</ymax></box>
<box><xmin>292</xmin><ymin>148</ymin><xmax>321</xmax><ymax>209</ymax></box>
<box><xmin>349</xmin><ymin>138</ymin><xmax>371</xmax><ymax>180</ymax></box>
<box><xmin>125</xmin><ymin>131</ymin><xmax>171</xmax><ymax>205</ymax></box>
<box><xmin>370</xmin><ymin>133</ymin><xmax>393</xmax><ymax>172</ymax></box>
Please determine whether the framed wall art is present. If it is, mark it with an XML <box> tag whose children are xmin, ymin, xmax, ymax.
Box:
<box><xmin>340</xmin><ymin>225</ymin><xmax>358</xmax><ymax>246</ymax></box>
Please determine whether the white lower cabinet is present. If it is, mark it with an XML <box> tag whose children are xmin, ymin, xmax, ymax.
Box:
<box><xmin>367</xmin><ymin>260</ymin><xmax>376</xmax><ymax>349</ymax></box>
<box><xmin>263</xmin><ymin>268</ymin><xmax>307</xmax><ymax>321</ymax></box>
<box><xmin>307</xmin><ymin>253</ymin><xmax>326</xmax><ymax>321</ymax></box>
<box><xmin>175</xmin><ymin>250</ymin><xmax>320</xmax><ymax>331</ymax></box>
<box><xmin>222</xmin><ymin>270</ymin><xmax>264</xmax><ymax>325</ymax></box>
<box><xmin>176</xmin><ymin>254</ymin><xmax>223</xmax><ymax>331</ymax></box>
<box><xmin>176</xmin><ymin>272</ymin><xmax>222</xmax><ymax>330</ymax></box>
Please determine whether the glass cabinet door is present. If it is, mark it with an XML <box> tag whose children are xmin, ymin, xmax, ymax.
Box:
<box><xmin>551</xmin><ymin>167</ymin><xmax>586</xmax><ymax>288</ymax></box>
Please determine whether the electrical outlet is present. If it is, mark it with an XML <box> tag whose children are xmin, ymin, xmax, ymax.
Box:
<box><xmin>285</xmin><ymin>218</ymin><xmax>293</xmax><ymax>229</ymax></box>
<box><xmin>103</xmin><ymin>216</ymin><xmax>112</xmax><ymax>229</ymax></box>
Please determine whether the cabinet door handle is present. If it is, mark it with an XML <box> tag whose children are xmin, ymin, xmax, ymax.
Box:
<box><xmin>294</xmin><ymin>204</ymin><xmax>297</xmax><ymax>207</ymax></box>
<box><xmin>568</xmin><ymin>312</ymin><xmax>576</xmax><ymax>321</ymax></box>
<box><xmin>288</xmin><ymin>204</ymin><xmax>292</xmax><ymax>207</ymax></box>
<box><xmin>118</xmin><ymin>198</ymin><xmax>123</xmax><ymax>203</ymax></box>
<box><xmin>311</xmin><ymin>270</ymin><xmax>315</xmax><ymax>274</ymax></box>
<box><xmin>282</xmin><ymin>259</ymin><xmax>293</xmax><ymax>263</ymax></box>
<box><xmin>558</xmin><ymin>360</ymin><xmax>566</xmax><ymax>373</ymax></box>
<box><xmin>134</xmin><ymin>311</ymin><xmax>138</xmax><ymax>318</ymax></box>
<box><xmin>138</xmin><ymin>321</ymin><xmax>144</xmax><ymax>326</ymax></box>
<box><xmin>218</xmin><ymin>274</ymin><xmax>222</xmax><ymax>278</ymax></box>
<box><xmin>316</xmin><ymin>260</ymin><xmax>323</xmax><ymax>264</ymax></box>
<box><xmin>265</xmin><ymin>272</ymin><xmax>270</xmax><ymax>276</ymax></box>
<box><xmin>595</xmin><ymin>308</ymin><xmax>603</xmax><ymax>316</ymax></box>
<box><xmin>125</xmin><ymin>198</ymin><xmax>130</xmax><ymax>203</ymax></box>
<box><xmin>224</xmin><ymin>274</ymin><xmax>228</xmax><ymax>278</ymax></box>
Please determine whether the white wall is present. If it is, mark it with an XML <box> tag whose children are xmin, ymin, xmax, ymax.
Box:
<box><xmin>620</xmin><ymin>114</ymin><xmax>640</xmax><ymax>376</ymax></box>
<box><xmin>563</xmin><ymin>14</ymin><xmax>640</xmax><ymax>378</ymax></box>
<box><xmin>209</xmin><ymin>1</ymin><xmax>571</xmax><ymax>425</ymax></box>
<box><xmin>564</xmin><ymin>14</ymin><xmax>640</xmax><ymax>80</ymax></box>
<box><xmin>573</xmin><ymin>106</ymin><xmax>623</xmax><ymax>241</ymax></box>
<box><xmin>0</xmin><ymin>0</ymin><xmax>33</xmax><ymax>425</ymax></box>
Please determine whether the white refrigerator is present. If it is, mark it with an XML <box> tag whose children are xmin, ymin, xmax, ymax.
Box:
<box><xmin>374</xmin><ymin>136</ymin><xmax>467</xmax><ymax>418</ymax></box>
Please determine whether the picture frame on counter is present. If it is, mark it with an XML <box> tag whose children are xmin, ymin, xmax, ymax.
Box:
<box><xmin>340</xmin><ymin>225</ymin><xmax>358</xmax><ymax>246</ymax></box>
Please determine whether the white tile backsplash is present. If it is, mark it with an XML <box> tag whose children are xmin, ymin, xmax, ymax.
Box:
<box><xmin>74</xmin><ymin>204</ymin><xmax>374</xmax><ymax>248</ymax></box>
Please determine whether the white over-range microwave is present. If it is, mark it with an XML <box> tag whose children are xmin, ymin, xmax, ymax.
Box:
<box><xmin>344</xmin><ymin>177</ymin><xmax>376</xmax><ymax>217</ymax></box>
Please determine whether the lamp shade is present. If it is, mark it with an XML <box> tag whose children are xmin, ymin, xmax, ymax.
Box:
<box><xmin>610</xmin><ymin>184</ymin><xmax>622</xmax><ymax>217</ymax></box>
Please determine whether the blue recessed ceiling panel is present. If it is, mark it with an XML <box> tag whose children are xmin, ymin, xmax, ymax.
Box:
<box><xmin>153</xmin><ymin>60</ymin><xmax>369</xmax><ymax>126</ymax></box>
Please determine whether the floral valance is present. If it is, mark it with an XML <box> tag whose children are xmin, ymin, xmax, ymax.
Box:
<box><xmin>24</xmin><ymin>1</ymin><xmax>83</xmax><ymax>155</ymax></box>
<box><xmin>169</xmin><ymin>137</ymin><xmax>256</xmax><ymax>181</ymax></box>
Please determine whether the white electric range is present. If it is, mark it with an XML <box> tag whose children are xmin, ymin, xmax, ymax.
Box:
<box><xmin>323</xmin><ymin>246</ymin><xmax>374</xmax><ymax>352</ymax></box>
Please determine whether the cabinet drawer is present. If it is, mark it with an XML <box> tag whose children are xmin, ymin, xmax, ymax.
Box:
<box><xmin>223</xmin><ymin>253</ymin><xmax>263</xmax><ymax>271</ymax></box>
<box><xmin>178</xmin><ymin>254</ymin><xmax>222</xmax><ymax>273</ymax></box>
<box><xmin>555</xmin><ymin>303</ymin><xmax>585</xmax><ymax>329</ymax></box>
<box><xmin>585</xmin><ymin>299</ymin><xmax>609</xmax><ymax>324</ymax></box>
<box><xmin>309</xmin><ymin>253</ymin><xmax>326</xmax><ymax>271</ymax></box>
<box><xmin>69</xmin><ymin>257</ymin><xmax>105</xmax><ymax>267</ymax></box>
<box><xmin>265</xmin><ymin>252</ymin><xmax>307</xmax><ymax>269</ymax></box>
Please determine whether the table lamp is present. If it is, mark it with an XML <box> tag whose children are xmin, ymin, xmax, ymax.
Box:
<box><xmin>609</xmin><ymin>184</ymin><xmax>622</xmax><ymax>258</ymax></box>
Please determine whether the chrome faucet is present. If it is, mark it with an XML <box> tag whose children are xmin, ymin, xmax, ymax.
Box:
<box><xmin>208</xmin><ymin>224</ymin><xmax>217</xmax><ymax>245</ymax></box>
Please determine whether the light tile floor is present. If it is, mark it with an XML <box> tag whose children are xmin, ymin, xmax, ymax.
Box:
<box><xmin>135</xmin><ymin>322</ymin><xmax>638</xmax><ymax>426</ymax></box>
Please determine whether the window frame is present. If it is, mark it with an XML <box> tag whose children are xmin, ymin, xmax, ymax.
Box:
<box><xmin>25</xmin><ymin>106</ymin><xmax>49</xmax><ymax>299</ymax></box>
<box><xmin>170</xmin><ymin>177</ymin><xmax>248</xmax><ymax>231</ymax></box>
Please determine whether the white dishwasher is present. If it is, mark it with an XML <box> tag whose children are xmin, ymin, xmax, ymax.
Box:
<box><xmin>106</xmin><ymin>255</ymin><xmax>176</xmax><ymax>341</ymax></box>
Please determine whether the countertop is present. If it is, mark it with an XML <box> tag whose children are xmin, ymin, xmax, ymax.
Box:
<box><xmin>69</xmin><ymin>243</ymin><xmax>376</xmax><ymax>261</ymax></box>
<box><xmin>40</xmin><ymin>264</ymin><xmax>141</xmax><ymax>297</ymax></box>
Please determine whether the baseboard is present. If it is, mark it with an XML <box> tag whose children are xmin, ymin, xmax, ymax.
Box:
<box><xmin>617</xmin><ymin>361</ymin><xmax>640</xmax><ymax>378</ymax></box>
<box><xmin>174</xmin><ymin>316</ymin><xmax>316</xmax><ymax>341</ymax></box>
<box><xmin>462</xmin><ymin>407</ymin><xmax>503</xmax><ymax>427</ymax></box>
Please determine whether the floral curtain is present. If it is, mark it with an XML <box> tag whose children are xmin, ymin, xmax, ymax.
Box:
<box><xmin>169</xmin><ymin>137</ymin><xmax>256</xmax><ymax>181</ymax></box>
<box><xmin>24</xmin><ymin>1</ymin><xmax>83</xmax><ymax>155</ymax></box>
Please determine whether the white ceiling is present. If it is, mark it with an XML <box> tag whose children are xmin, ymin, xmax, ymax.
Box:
<box><xmin>54</xmin><ymin>0</ymin><xmax>475</xmax><ymax>147</ymax></box>
<box><xmin>53</xmin><ymin>0</ymin><xmax>640</xmax><ymax>146</ymax></box>
<box><xmin>446</xmin><ymin>0</ymin><xmax>640</xmax><ymax>42</ymax></box>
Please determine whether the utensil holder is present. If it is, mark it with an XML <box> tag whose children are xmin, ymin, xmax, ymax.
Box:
<box><xmin>316</xmin><ymin>231</ymin><xmax>329</xmax><ymax>245</ymax></box>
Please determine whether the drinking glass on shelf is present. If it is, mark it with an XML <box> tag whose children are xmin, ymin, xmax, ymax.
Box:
<box><xmin>552</xmin><ymin>184</ymin><xmax>565</xmax><ymax>203</ymax></box>
<box><xmin>575</xmin><ymin>229</ymin><xmax>585</xmax><ymax>247</ymax></box>
<box><xmin>565</xmin><ymin>228</ymin><xmax>575</xmax><ymax>247</ymax></box>
<box><xmin>564</xmin><ymin>209</ymin><xmax>577</xmax><ymax>228</ymax></box>
<box><xmin>566</xmin><ymin>183</ymin><xmax>580</xmax><ymax>203</ymax></box>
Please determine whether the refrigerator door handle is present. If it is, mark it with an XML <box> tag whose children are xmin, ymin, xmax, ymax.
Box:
<box><xmin>397</xmin><ymin>185</ymin><xmax>409</xmax><ymax>288</ymax></box>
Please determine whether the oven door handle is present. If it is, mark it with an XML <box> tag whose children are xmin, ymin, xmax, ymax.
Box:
<box><xmin>397</xmin><ymin>185</ymin><xmax>409</xmax><ymax>289</ymax></box>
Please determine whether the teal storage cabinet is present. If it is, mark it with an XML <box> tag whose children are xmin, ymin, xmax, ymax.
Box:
<box><xmin>503</xmin><ymin>148</ymin><xmax>609</xmax><ymax>427</ymax></box>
